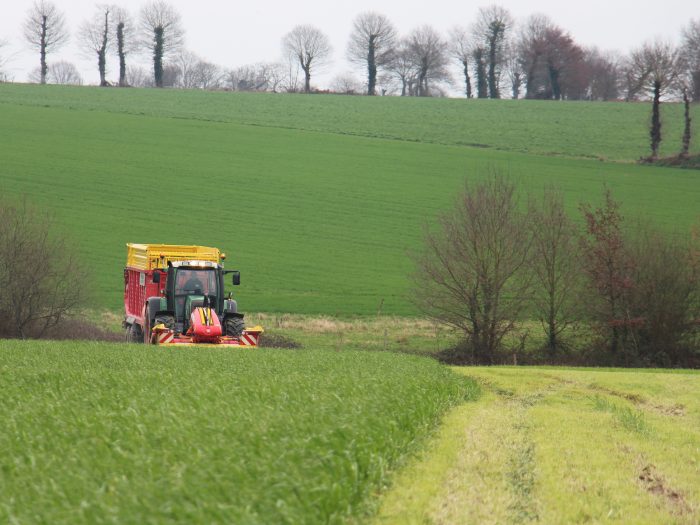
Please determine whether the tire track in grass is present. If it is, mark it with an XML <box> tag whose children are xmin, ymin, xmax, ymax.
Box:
<box><xmin>374</xmin><ymin>368</ymin><xmax>700</xmax><ymax>524</ymax></box>
<box><xmin>375</xmin><ymin>373</ymin><xmax>555</xmax><ymax>525</ymax></box>
<box><xmin>506</xmin><ymin>396</ymin><xmax>540</xmax><ymax>524</ymax></box>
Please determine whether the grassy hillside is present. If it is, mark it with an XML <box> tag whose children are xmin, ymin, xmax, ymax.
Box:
<box><xmin>0</xmin><ymin>340</ymin><xmax>476</xmax><ymax>524</ymax></box>
<box><xmin>1</xmin><ymin>85</ymin><xmax>699</xmax><ymax>314</ymax></box>
<box><xmin>1</xmin><ymin>84</ymin><xmax>698</xmax><ymax>161</ymax></box>
<box><xmin>377</xmin><ymin>367</ymin><xmax>700</xmax><ymax>524</ymax></box>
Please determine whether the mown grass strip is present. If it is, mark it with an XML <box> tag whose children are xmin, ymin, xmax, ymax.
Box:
<box><xmin>375</xmin><ymin>367</ymin><xmax>700</xmax><ymax>524</ymax></box>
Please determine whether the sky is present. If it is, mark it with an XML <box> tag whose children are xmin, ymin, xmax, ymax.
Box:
<box><xmin>0</xmin><ymin>0</ymin><xmax>696</xmax><ymax>89</ymax></box>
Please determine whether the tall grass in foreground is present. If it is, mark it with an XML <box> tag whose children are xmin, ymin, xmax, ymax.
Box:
<box><xmin>0</xmin><ymin>341</ymin><xmax>477</xmax><ymax>524</ymax></box>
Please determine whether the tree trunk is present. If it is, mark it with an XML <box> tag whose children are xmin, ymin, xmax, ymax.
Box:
<box><xmin>511</xmin><ymin>73</ymin><xmax>521</xmax><ymax>100</ymax></box>
<box><xmin>650</xmin><ymin>80</ymin><xmax>662</xmax><ymax>160</ymax></box>
<box><xmin>40</xmin><ymin>15</ymin><xmax>48</xmax><ymax>84</ymax></box>
<box><xmin>692</xmin><ymin>71</ymin><xmax>700</xmax><ymax>102</ymax></box>
<box><xmin>98</xmin><ymin>51</ymin><xmax>106</xmax><ymax>86</ymax></box>
<box><xmin>303</xmin><ymin>66</ymin><xmax>311</xmax><ymax>93</ymax></box>
<box><xmin>525</xmin><ymin>55</ymin><xmax>539</xmax><ymax>99</ymax></box>
<box><xmin>475</xmin><ymin>51</ymin><xmax>488</xmax><ymax>99</ymax></box>
<box><xmin>548</xmin><ymin>65</ymin><xmax>561</xmax><ymax>100</ymax></box>
<box><xmin>681</xmin><ymin>89</ymin><xmax>692</xmax><ymax>159</ymax></box>
<box><xmin>418</xmin><ymin>60</ymin><xmax>428</xmax><ymax>97</ymax></box>
<box><xmin>117</xmin><ymin>23</ymin><xmax>127</xmax><ymax>87</ymax></box>
<box><xmin>99</xmin><ymin>11</ymin><xmax>109</xmax><ymax>87</ymax></box>
<box><xmin>462</xmin><ymin>60</ymin><xmax>472</xmax><ymax>99</ymax></box>
<box><xmin>487</xmin><ymin>35</ymin><xmax>500</xmax><ymax>99</ymax></box>
<box><xmin>367</xmin><ymin>37</ymin><xmax>376</xmax><ymax>96</ymax></box>
<box><xmin>153</xmin><ymin>27</ymin><xmax>164</xmax><ymax>88</ymax></box>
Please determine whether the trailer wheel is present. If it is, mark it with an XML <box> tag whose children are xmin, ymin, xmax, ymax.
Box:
<box><xmin>224</xmin><ymin>317</ymin><xmax>245</xmax><ymax>337</ymax></box>
<box><xmin>125</xmin><ymin>323</ymin><xmax>144</xmax><ymax>344</ymax></box>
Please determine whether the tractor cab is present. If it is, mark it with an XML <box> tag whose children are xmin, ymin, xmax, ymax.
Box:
<box><xmin>163</xmin><ymin>260</ymin><xmax>240</xmax><ymax>334</ymax></box>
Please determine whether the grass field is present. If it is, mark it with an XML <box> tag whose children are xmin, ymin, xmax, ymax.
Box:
<box><xmin>0</xmin><ymin>340</ymin><xmax>476</xmax><ymax>524</ymax></box>
<box><xmin>1</xmin><ymin>84</ymin><xmax>699</xmax><ymax>315</ymax></box>
<box><xmin>1</xmin><ymin>84</ymin><xmax>698</xmax><ymax>161</ymax></box>
<box><xmin>376</xmin><ymin>366</ymin><xmax>700</xmax><ymax>524</ymax></box>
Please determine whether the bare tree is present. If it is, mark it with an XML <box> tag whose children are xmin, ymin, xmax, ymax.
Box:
<box><xmin>30</xmin><ymin>61</ymin><xmax>83</xmax><ymax>85</ymax></box>
<box><xmin>279</xmin><ymin>55</ymin><xmax>302</xmax><ymax>93</ymax></box>
<box><xmin>528</xmin><ymin>189</ymin><xmax>582</xmax><ymax>359</ymax></box>
<box><xmin>681</xmin><ymin>19</ymin><xmax>700</xmax><ymax>101</ymax></box>
<box><xmin>140</xmin><ymin>0</ymin><xmax>184</xmax><ymax>88</ymax></box>
<box><xmin>78</xmin><ymin>5</ymin><xmax>111</xmax><ymax>86</ymax></box>
<box><xmin>406</xmin><ymin>25</ymin><xmax>450</xmax><ymax>97</ymax></box>
<box><xmin>412</xmin><ymin>175</ymin><xmax>532</xmax><ymax>364</ymax></box>
<box><xmin>173</xmin><ymin>50</ymin><xmax>198</xmax><ymax>88</ymax></box>
<box><xmin>172</xmin><ymin>52</ymin><xmax>221</xmax><ymax>90</ymax></box>
<box><xmin>626</xmin><ymin>224</ymin><xmax>700</xmax><ymax>366</ymax></box>
<box><xmin>347</xmin><ymin>12</ymin><xmax>396</xmax><ymax>96</ymax></box>
<box><xmin>583</xmin><ymin>47</ymin><xmax>621</xmax><ymax>101</ymax></box>
<box><xmin>517</xmin><ymin>14</ymin><xmax>584</xmax><ymax>100</ymax></box>
<box><xmin>126</xmin><ymin>64</ymin><xmax>151</xmax><ymax>87</ymax></box>
<box><xmin>331</xmin><ymin>72</ymin><xmax>363</xmax><ymax>94</ymax></box>
<box><xmin>449</xmin><ymin>26</ymin><xmax>472</xmax><ymax>98</ymax></box>
<box><xmin>629</xmin><ymin>41</ymin><xmax>680</xmax><ymax>160</ymax></box>
<box><xmin>473</xmin><ymin>5</ymin><xmax>513</xmax><ymax>99</ymax></box>
<box><xmin>282</xmin><ymin>25</ymin><xmax>331</xmax><ymax>93</ymax></box>
<box><xmin>503</xmin><ymin>41</ymin><xmax>524</xmax><ymax>99</ymax></box>
<box><xmin>386</xmin><ymin>40</ymin><xmax>418</xmax><ymax>96</ymax></box>
<box><xmin>23</xmin><ymin>1</ymin><xmax>69</xmax><ymax>85</ymax></box>
<box><xmin>224</xmin><ymin>65</ymin><xmax>262</xmax><ymax>91</ymax></box>
<box><xmin>579</xmin><ymin>189</ymin><xmax>635</xmax><ymax>359</ymax></box>
<box><xmin>49</xmin><ymin>61</ymin><xmax>83</xmax><ymax>85</ymax></box>
<box><xmin>113</xmin><ymin>7</ymin><xmax>137</xmax><ymax>87</ymax></box>
<box><xmin>0</xmin><ymin>39</ymin><xmax>11</xmax><ymax>82</ymax></box>
<box><xmin>0</xmin><ymin>199</ymin><xmax>85</xmax><ymax>339</ymax></box>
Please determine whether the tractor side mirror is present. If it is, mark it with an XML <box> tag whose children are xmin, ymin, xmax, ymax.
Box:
<box><xmin>231</xmin><ymin>271</ymin><xmax>241</xmax><ymax>286</ymax></box>
<box><xmin>152</xmin><ymin>272</ymin><xmax>161</xmax><ymax>284</ymax></box>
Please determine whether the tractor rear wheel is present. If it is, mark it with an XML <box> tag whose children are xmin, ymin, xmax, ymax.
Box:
<box><xmin>224</xmin><ymin>317</ymin><xmax>245</xmax><ymax>337</ymax></box>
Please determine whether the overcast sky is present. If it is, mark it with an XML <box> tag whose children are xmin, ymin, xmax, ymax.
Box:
<box><xmin>0</xmin><ymin>0</ymin><xmax>696</xmax><ymax>88</ymax></box>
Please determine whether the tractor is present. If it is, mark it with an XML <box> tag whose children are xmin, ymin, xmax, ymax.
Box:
<box><xmin>123</xmin><ymin>243</ymin><xmax>262</xmax><ymax>346</ymax></box>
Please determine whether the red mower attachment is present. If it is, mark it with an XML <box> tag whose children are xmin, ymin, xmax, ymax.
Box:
<box><xmin>151</xmin><ymin>307</ymin><xmax>263</xmax><ymax>347</ymax></box>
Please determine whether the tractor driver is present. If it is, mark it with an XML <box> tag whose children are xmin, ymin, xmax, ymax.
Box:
<box><xmin>182</xmin><ymin>272</ymin><xmax>205</xmax><ymax>294</ymax></box>
<box><xmin>177</xmin><ymin>270</ymin><xmax>210</xmax><ymax>295</ymax></box>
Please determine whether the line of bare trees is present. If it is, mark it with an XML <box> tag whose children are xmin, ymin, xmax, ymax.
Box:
<box><xmin>3</xmin><ymin>1</ymin><xmax>699</xmax><ymax>101</ymax></box>
<box><xmin>414</xmin><ymin>174</ymin><xmax>700</xmax><ymax>368</ymax></box>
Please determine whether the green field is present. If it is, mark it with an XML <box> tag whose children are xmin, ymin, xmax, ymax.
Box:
<box><xmin>0</xmin><ymin>341</ymin><xmax>475</xmax><ymax>524</ymax></box>
<box><xmin>1</xmin><ymin>84</ymin><xmax>699</xmax><ymax>315</ymax></box>
<box><xmin>1</xmin><ymin>84</ymin><xmax>698</xmax><ymax>161</ymax></box>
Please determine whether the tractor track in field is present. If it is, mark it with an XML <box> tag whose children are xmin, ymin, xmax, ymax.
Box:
<box><xmin>374</xmin><ymin>369</ymin><xmax>700</xmax><ymax>525</ymax></box>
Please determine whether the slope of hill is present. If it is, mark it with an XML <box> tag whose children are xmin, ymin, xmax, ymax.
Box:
<box><xmin>1</xmin><ymin>85</ymin><xmax>699</xmax><ymax>314</ymax></box>
<box><xmin>1</xmin><ymin>84</ymin><xmax>698</xmax><ymax>161</ymax></box>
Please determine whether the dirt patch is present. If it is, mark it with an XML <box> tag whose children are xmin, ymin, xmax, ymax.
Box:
<box><xmin>652</xmin><ymin>403</ymin><xmax>686</xmax><ymax>417</ymax></box>
<box><xmin>258</xmin><ymin>332</ymin><xmax>303</xmax><ymax>349</ymax></box>
<box><xmin>638</xmin><ymin>464</ymin><xmax>691</xmax><ymax>514</ymax></box>
<box><xmin>0</xmin><ymin>317</ymin><xmax>123</xmax><ymax>342</ymax></box>
<box><xmin>587</xmin><ymin>384</ymin><xmax>685</xmax><ymax>417</ymax></box>
<box><xmin>643</xmin><ymin>153</ymin><xmax>700</xmax><ymax>170</ymax></box>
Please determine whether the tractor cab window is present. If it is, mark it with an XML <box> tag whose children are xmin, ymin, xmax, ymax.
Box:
<box><xmin>175</xmin><ymin>269</ymin><xmax>217</xmax><ymax>296</ymax></box>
